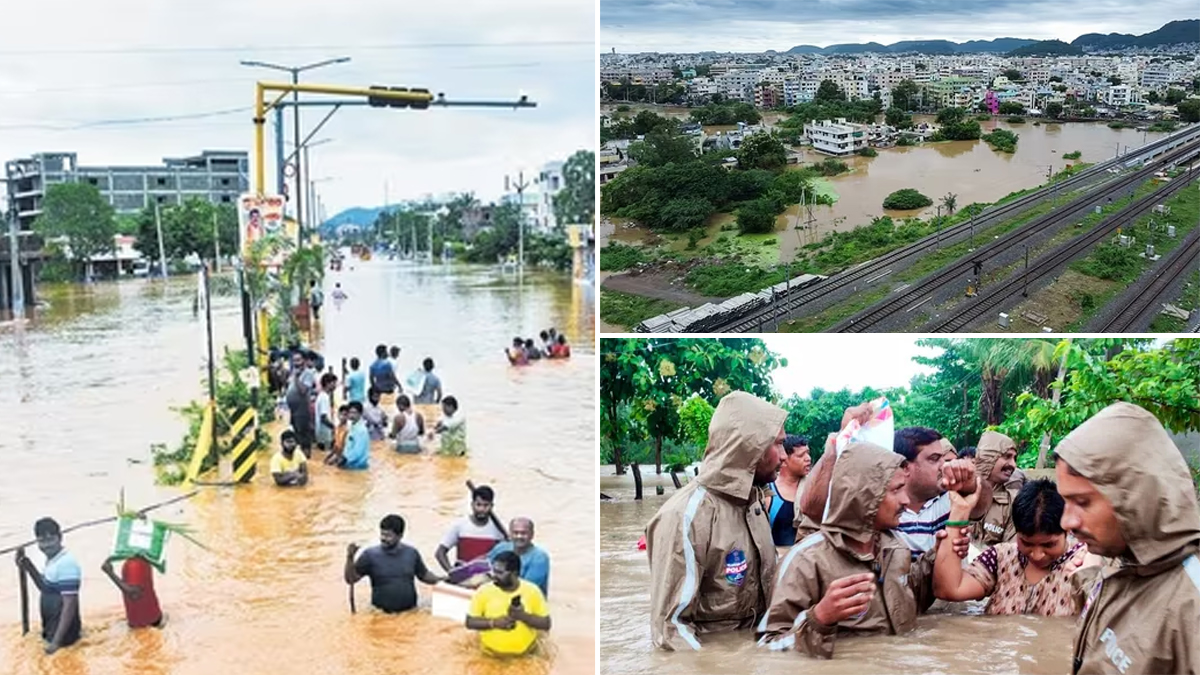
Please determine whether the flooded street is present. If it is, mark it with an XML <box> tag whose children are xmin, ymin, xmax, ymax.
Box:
<box><xmin>600</xmin><ymin>476</ymin><xmax>1076</xmax><ymax>675</ymax></box>
<box><xmin>601</xmin><ymin>112</ymin><xmax>1173</xmax><ymax>265</ymax></box>
<box><xmin>0</xmin><ymin>260</ymin><xmax>595</xmax><ymax>675</ymax></box>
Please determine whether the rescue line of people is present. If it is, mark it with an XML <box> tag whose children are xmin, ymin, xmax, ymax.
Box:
<box><xmin>644</xmin><ymin>391</ymin><xmax>1200</xmax><ymax>674</ymax></box>
<box><xmin>505</xmin><ymin>328</ymin><xmax>572</xmax><ymax>366</ymax></box>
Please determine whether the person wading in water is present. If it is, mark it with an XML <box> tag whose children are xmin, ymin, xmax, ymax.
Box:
<box><xmin>766</xmin><ymin>435</ymin><xmax>812</xmax><ymax>546</ymax></box>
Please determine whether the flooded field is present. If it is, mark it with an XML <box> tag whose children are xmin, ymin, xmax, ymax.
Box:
<box><xmin>0</xmin><ymin>260</ymin><xmax>595</xmax><ymax>675</ymax></box>
<box><xmin>599</xmin><ymin>473</ymin><xmax>1077</xmax><ymax>675</ymax></box>
<box><xmin>600</xmin><ymin>112</ymin><xmax>1172</xmax><ymax>265</ymax></box>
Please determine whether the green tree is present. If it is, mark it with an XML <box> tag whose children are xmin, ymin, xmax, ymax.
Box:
<box><xmin>998</xmin><ymin>339</ymin><xmax>1200</xmax><ymax>463</ymax></box>
<box><xmin>1107</xmin><ymin>75</ymin><xmax>1122</xmax><ymax>86</ymax></box>
<box><xmin>885</xmin><ymin>107</ymin><xmax>912</xmax><ymax>128</ymax></box>
<box><xmin>882</xmin><ymin>189</ymin><xmax>932</xmax><ymax>210</ymax></box>
<box><xmin>554</xmin><ymin>150</ymin><xmax>594</xmax><ymax>228</ymax></box>
<box><xmin>1044</xmin><ymin>101</ymin><xmax>1064</xmax><ymax>119</ymax></box>
<box><xmin>1165</xmin><ymin>89</ymin><xmax>1188</xmax><ymax>105</ymax></box>
<box><xmin>678</xmin><ymin>396</ymin><xmax>716</xmax><ymax>450</ymax></box>
<box><xmin>1177</xmin><ymin>98</ymin><xmax>1200</xmax><ymax>123</ymax></box>
<box><xmin>33</xmin><ymin>182</ymin><xmax>117</xmax><ymax>275</ymax></box>
<box><xmin>892</xmin><ymin>79</ymin><xmax>921</xmax><ymax>111</ymax></box>
<box><xmin>936</xmin><ymin>107</ymin><xmax>967</xmax><ymax>125</ymax></box>
<box><xmin>737</xmin><ymin>132</ymin><xmax>788</xmax><ymax>170</ymax></box>
<box><xmin>1146</xmin><ymin>91</ymin><xmax>1161</xmax><ymax>104</ymax></box>
<box><xmin>1003</xmin><ymin>69</ymin><xmax>1023</xmax><ymax>82</ymax></box>
<box><xmin>628</xmin><ymin>131</ymin><xmax>696</xmax><ymax>167</ymax></box>
<box><xmin>659</xmin><ymin>198</ymin><xmax>715</xmax><ymax>231</ymax></box>
<box><xmin>998</xmin><ymin>101</ymin><xmax>1026</xmax><ymax>115</ymax></box>
<box><xmin>815</xmin><ymin>79</ymin><xmax>846</xmax><ymax>103</ymax></box>
<box><xmin>736</xmin><ymin>198</ymin><xmax>778</xmax><ymax>234</ymax></box>
<box><xmin>941</xmin><ymin>193</ymin><xmax>958</xmax><ymax>217</ymax></box>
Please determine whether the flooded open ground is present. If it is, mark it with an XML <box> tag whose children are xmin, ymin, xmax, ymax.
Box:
<box><xmin>600</xmin><ymin>473</ymin><xmax>1076</xmax><ymax>675</ymax></box>
<box><xmin>0</xmin><ymin>259</ymin><xmax>595</xmax><ymax>675</ymax></box>
<box><xmin>601</xmin><ymin>109</ymin><xmax>1172</xmax><ymax>266</ymax></box>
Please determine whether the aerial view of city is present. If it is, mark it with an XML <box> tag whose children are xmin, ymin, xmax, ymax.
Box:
<box><xmin>599</xmin><ymin>0</ymin><xmax>1200</xmax><ymax>333</ymax></box>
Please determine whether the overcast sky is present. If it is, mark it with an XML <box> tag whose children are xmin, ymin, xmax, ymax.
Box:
<box><xmin>602</xmin><ymin>0</ymin><xmax>1196</xmax><ymax>53</ymax></box>
<box><xmin>761</xmin><ymin>335</ymin><xmax>938</xmax><ymax>398</ymax></box>
<box><xmin>0</xmin><ymin>0</ymin><xmax>594</xmax><ymax>217</ymax></box>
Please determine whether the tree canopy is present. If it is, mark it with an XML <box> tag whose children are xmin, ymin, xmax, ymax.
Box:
<box><xmin>34</xmin><ymin>182</ymin><xmax>117</xmax><ymax>265</ymax></box>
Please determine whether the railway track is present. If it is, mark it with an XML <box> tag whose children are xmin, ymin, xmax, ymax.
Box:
<box><xmin>829</xmin><ymin>141</ymin><xmax>1200</xmax><ymax>333</ymax></box>
<box><xmin>1093</xmin><ymin>224</ymin><xmax>1200</xmax><ymax>332</ymax></box>
<box><xmin>925</xmin><ymin>173</ymin><xmax>1198</xmax><ymax>332</ymax></box>
<box><xmin>709</xmin><ymin>124</ymin><xmax>1200</xmax><ymax>333</ymax></box>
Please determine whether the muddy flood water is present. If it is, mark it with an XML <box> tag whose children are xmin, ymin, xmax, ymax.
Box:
<box><xmin>601</xmin><ymin>114</ymin><xmax>1173</xmax><ymax>265</ymax></box>
<box><xmin>0</xmin><ymin>259</ymin><xmax>595</xmax><ymax>675</ymax></box>
<box><xmin>600</xmin><ymin>473</ymin><xmax>1076</xmax><ymax>675</ymax></box>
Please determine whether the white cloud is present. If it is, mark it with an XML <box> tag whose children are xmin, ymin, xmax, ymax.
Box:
<box><xmin>0</xmin><ymin>0</ymin><xmax>595</xmax><ymax>214</ymax></box>
<box><xmin>761</xmin><ymin>335</ymin><xmax>938</xmax><ymax>398</ymax></box>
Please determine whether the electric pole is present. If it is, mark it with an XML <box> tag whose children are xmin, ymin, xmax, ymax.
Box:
<box><xmin>505</xmin><ymin>171</ymin><xmax>531</xmax><ymax>273</ymax></box>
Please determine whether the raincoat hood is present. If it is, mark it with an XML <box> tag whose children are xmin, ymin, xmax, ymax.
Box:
<box><xmin>822</xmin><ymin>442</ymin><xmax>906</xmax><ymax>551</ymax></box>
<box><xmin>1055</xmin><ymin>402</ymin><xmax>1200</xmax><ymax>571</ymax></box>
<box><xmin>975</xmin><ymin>431</ymin><xmax>1017</xmax><ymax>487</ymax></box>
<box><xmin>697</xmin><ymin>391</ymin><xmax>788</xmax><ymax>503</ymax></box>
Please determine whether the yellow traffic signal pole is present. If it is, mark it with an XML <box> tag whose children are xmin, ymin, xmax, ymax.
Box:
<box><xmin>244</xmin><ymin>81</ymin><xmax>537</xmax><ymax>370</ymax></box>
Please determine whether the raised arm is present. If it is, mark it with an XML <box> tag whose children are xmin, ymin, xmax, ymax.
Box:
<box><xmin>932</xmin><ymin>487</ymin><xmax>989</xmax><ymax>602</ymax></box>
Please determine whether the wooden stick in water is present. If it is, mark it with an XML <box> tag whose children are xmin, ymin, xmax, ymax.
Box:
<box><xmin>18</xmin><ymin>566</ymin><xmax>29</xmax><ymax>635</ymax></box>
<box><xmin>0</xmin><ymin>490</ymin><xmax>200</xmax><ymax>556</ymax></box>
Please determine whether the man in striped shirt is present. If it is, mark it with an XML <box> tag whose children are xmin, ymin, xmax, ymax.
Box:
<box><xmin>891</xmin><ymin>427</ymin><xmax>988</xmax><ymax>559</ymax></box>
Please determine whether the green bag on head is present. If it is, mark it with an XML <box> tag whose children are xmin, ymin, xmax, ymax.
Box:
<box><xmin>111</xmin><ymin>517</ymin><xmax>171</xmax><ymax>573</ymax></box>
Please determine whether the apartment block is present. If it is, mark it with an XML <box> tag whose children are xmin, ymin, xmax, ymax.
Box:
<box><xmin>804</xmin><ymin>118</ymin><xmax>870</xmax><ymax>156</ymax></box>
<box><xmin>4</xmin><ymin>150</ymin><xmax>249</xmax><ymax>231</ymax></box>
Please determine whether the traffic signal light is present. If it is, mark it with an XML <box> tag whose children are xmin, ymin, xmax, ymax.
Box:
<box><xmin>367</xmin><ymin>86</ymin><xmax>432</xmax><ymax>109</ymax></box>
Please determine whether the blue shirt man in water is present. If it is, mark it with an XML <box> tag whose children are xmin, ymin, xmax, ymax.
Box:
<box><xmin>344</xmin><ymin>357</ymin><xmax>367</xmax><ymax>404</ymax></box>
<box><xmin>487</xmin><ymin>517</ymin><xmax>550</xmax><ymax>597</ymax></box>
<box><xmin>341</xmin><ymin>401</ymin><xmax>370</xmax><ymax>470</ymax></box>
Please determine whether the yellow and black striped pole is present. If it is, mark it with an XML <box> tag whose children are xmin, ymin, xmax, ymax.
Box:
<box><xmin>228</xmin><ymin>407</ymin><xmax>260</xmax><ymax>483</ymax></box>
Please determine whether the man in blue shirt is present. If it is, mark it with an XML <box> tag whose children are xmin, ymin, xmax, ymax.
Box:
<box><xmin>15</xmin><ymin>518</ymin><xmax>82</xmax><ymax>654</ymax></box>
<box><xmin>488</xmin><ymin>517</ymin><xmax>550</xmax><ymax>597</ymax></box>
<box><xmin>369</xmin><ymin>344</ymin><xmax>398</xmax><ymax>395</ymax></box>
<box><xmin>344</xmin><ymin>357</ymin><xmax>367</xmax><ymax>404</ymax></box>
<box><xmin>340</xmin><ymin>401</ymin><xmax>370</xmax><ymax>470</ymax></box>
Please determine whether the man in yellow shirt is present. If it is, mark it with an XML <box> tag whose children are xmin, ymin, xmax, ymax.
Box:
<box><xmin>270</xmin><ymin>430</ymin><xmax>308</xmax><ymax>487</ymax></box>
<box><xmin>465</xmin><ymin>550</ymin><xmax>551</xmax><ymax>655</ymax></box>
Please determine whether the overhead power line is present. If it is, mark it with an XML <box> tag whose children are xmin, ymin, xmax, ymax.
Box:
<box><xmin>0</xmin><ymin>39</ymin><xmax>592</xmax><ymax>57</ymax></box>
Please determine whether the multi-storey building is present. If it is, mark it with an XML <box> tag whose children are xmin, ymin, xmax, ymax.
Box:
<box><xmin>4</xmin><ymin>150</ymin><xmax>248</xmax><ymax>231</ymax></box>
<box><xmin>804</xmin><ymin>118</ymin><xmax>870</xmax><ymax>155</ymax></box>
<box><xmin>754</xmin><ymin>84</ymin><xmax>783</xmax><ymax>109</ymax></box>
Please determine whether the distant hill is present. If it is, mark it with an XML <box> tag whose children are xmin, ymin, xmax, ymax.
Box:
<box><xmin>1073</xmin><ymin>19</ymin><xmax>1199</xmax><ymax>50</ymax></box>
<box><xmin>780</xmin><ymin>19</ymin><xmax>1196</xmax><ymax>55</ymax></box>
<box><xmin>1008</xmin><ymin>40</ymin><xmax>1083</xmax><ymax>57</ymax></box>
<box><xmin>824</xmin><ymin>42</ymin><xmax>890</xmax><ymax>54</ymax></box>
<box><xmin>319</xmin><ymin>204</ymin><xmax>413</xmax><ymax>236</ymax></box>
<box><xmin>888</xmin><ymin>40</ymin><xmax>959</xmax><ymax>54</ymax></box>
<box><xmin>957</xmin><ymin>38</ymin><xmax>1040</xmax><ymax>53</ymax></box>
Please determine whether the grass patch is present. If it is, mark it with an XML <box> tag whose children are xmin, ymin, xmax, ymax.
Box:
<box><xmin>600</xmin><ymin>242</ymin><xmax>651</xmax><ymax>271</ymax></box>
<box><xmin>686</xmin><ymin>261</ymin><xmax>786</xmax><ymax>297</ymax></box>
<box><xmin>1006</xmin><ymin>116</ymin><xmax>1026</xmax><ymax>124</ymax></box>
<box><xmin>600</xmin><ymin>290</ymin><xmax>684</xmax><ymax>330</ymax></box>
<box><xmin>1063</xmin><ymin>150</ymin><xmax>1082</xmax><ymax>160</ymax></box>
<box><xmin>779</xmin><ymin>286</ymin><xmax>891</xmax><ymax>332</ymax></box>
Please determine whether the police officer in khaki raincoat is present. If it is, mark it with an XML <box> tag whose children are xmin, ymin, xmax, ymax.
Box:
<box><xmin>969</xmin><ymin>430</ymin><xmax>1020</xmax><ymax>547</ymax></box>
<box><xmin>1055</xmin><ymin>402</ymin><xmax>1200</xmax><ymax>675</ymax></box>
<box><xmin>645</xmin><ymin>391</ymin><xmax>788</xmax><ymax>651</ymax></box>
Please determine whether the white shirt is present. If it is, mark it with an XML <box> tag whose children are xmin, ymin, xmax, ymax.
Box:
<box><xmin>891</xmin><ymin>492</ymin><xmax>951</xmax><ymax>558</ymax></box>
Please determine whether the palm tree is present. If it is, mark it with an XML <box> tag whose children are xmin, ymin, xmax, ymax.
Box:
<box><xmin>955</xmin><ymin>338</ymin><xmax>1058</xmax><ymax>426</ymax></box>
<box><xmin>941</xmin><ymin>193</ymin><xmax>958</xmax><ymax>218</ymax></box>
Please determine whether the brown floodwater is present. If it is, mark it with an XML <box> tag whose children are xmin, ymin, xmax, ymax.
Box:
<box><xmin>601</xmin><ymin>116</ymin><xmax>1171</xmax><ymax>265</ymax></box>
<box><xmin>599</xmin><ymin>474</ymin><xmax>1076</xmax><ymax>675</ymax></box>
<box><xmin>0</xmin><ymin>260</ymin><xmax>595</xmax><ymax>675</ymax></box>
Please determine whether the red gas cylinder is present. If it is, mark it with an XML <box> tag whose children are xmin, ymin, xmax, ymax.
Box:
<box><xmin>121</xmin><ymin>557</ymin><xmax>163</xmax><ymax>628</ymax></box>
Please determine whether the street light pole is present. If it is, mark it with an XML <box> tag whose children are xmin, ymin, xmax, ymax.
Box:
<box><xmin>239</xmin><ymin>56</ymin><xmax>350</xmax><ymax>242</ymax></box>
<box><xmin>505</xmin><ymin>171</ymin><xmax>531</xmax><ymax>273</ymax></box>
<box><xmin>1022</xmin><ymin>244</ymin><xmax>1030</xmax><ymax>298</ymax></box>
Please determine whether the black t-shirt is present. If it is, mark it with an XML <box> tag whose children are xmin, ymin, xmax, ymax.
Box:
<box><xmin>354</xmin><ymin>543</ymin><xmax>429</xmax><ymax>613</ymax></box>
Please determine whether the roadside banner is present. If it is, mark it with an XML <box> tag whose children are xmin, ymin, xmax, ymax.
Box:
<box><xmin>237</xmin><ymin>193</ymin><xmax>288</xmax><ymax>255</ymax></box>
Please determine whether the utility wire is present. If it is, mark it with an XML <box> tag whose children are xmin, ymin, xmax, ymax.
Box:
<box><xmin>0</xmin><ymin>40</ymin><xmax>592</xmax><ymax>57</ymax></box>
<box><xmin>0</xmin><ymin>106</ymin><xmax>252</xmax><ymax>131</ymax></box>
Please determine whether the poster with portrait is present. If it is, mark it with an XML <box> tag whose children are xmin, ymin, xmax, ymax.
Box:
<box><xmin>237</xmin><ymin>193</ymin><xmax>288</xmax><ymax>255</ymax></box>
